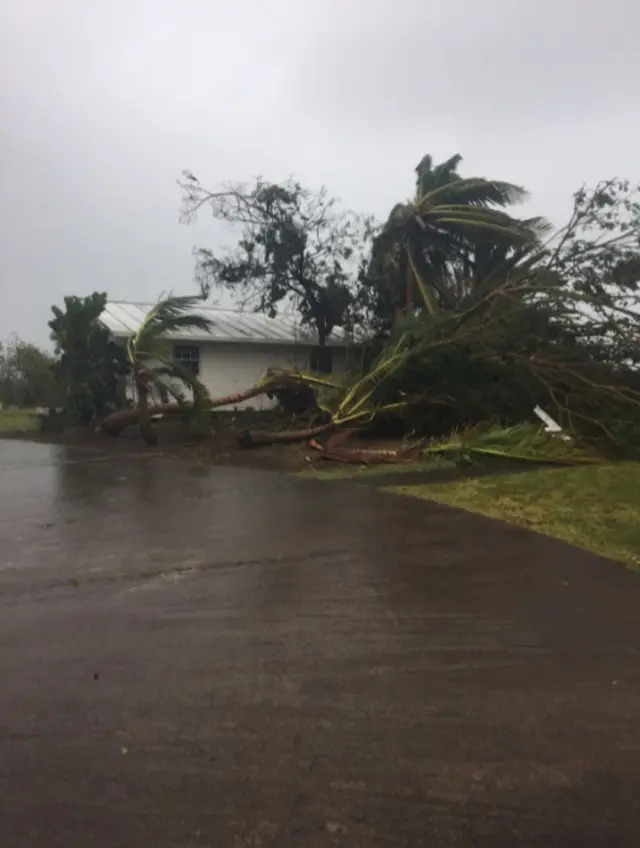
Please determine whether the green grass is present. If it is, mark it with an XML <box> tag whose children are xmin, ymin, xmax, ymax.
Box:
<box><xmin>0</xmin><ymin>407</ymin><xmax>40</xmax><ymax>434</ymax></box>
<box><xmin>298</xmin><ymin>458</ymin><xmax>456</xmax><ymax>480</ymax></box>
<box><xmin>388</xmin><ymin>462</ymin><xmax>640</xmax><ymax>567</ymax></box>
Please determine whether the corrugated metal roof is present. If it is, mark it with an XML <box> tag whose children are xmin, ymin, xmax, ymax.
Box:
<box><xmin>99</xmin><ymin>301</ymin><xmax>349</xmax><ymax>347</ymax></box>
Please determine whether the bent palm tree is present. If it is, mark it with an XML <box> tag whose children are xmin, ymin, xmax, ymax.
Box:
<box><xmin>126</xmin><ymin>294</ymin><xmax>215</xmax><ymax>444</ymax></box>
<box><xmin>371</xmin><ymin>153</ymin><xmax>549</xmax><ymax>319</ymax></box>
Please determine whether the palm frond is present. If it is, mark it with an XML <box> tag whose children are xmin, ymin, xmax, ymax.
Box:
<box><xmin>415</xmin><ymin>153</ymin><xmax>463</xmax><ymax>197</ymax></box>
<box><xmin>424</xmin><ymin>423</ymin><xmax>602</xmax><ymax>465</ymax></box>
<box><xmin>407</xmin><ymin>244</ymin><xmax>439</xmax><ymax>315</ymax></box>
<box><xmin>420</xmin><ymin>203</ymin><xmax>530</xmax><ymax>227</ymax></box>
<box><xmin>520</xmin><ymin>216</ymin><xmax>554</xmax><ymax>238</ymax></box>
<box><xmin>420</xmin><ymin>178</ymin><xmax>528</xmax><ymax>209</ymax></box>
<box><xmin>135</xmin><ymin>294</ymin><xmax>215</xmax><ymax>349</ymax></box>
<box><xmin>336</xmin><ymin>335</ymin><xmax>412</xmax><ymax>419</ymax></box>
<box><xmin>150</xmin><ymin>356</ymin><xmax>210</xmax><ymax>401</ymax></box>
<box><xmin>424</xmin><ymin>214</ymin><xmax>539</xmax><ymax>244</ymax></box>
<box><xmin>152</xmin><ymin>313</ymin><xmax>216</xmax><ymax>336</ymax></box>
<box><xmin>145</xmin><ymin>372</ymin><xmax>188</xmax><ymax>405</ymax></box>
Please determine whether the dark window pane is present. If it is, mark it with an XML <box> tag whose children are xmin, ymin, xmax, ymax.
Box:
<box><xmin>174</xmin><ymin>345</ymin><xmax>200</xmax><ymax>376</ymax></box>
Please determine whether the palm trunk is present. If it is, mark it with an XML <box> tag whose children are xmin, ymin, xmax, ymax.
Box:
<box><xmin>99</xmin><ymin>384</ymin><xmax>276</xmax><ymax>437</ymax></box>
<box><xmin>137</xmin><ymin>381</ymin><xmax>158</xmax><ymax>446</ymax></box>
<box><xmin>131</xmin><ymin>365</ymin><xmax>157</xmax><ymax>446</ymax></box>
<box><xmin>237</xmin><ymin>421</ymin><xmax>335</xmax><ymax>449</ymax></box>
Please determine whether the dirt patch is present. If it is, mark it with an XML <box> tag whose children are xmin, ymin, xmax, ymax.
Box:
<box><xmin>5</xmin><ymin>411</ymin><xmax>428</xmax><ymax>474</ymax></box>
<box><xmin>3</xmin><ymin>412</ymin><xmax>569</xmax><ymax>483</ymax></box>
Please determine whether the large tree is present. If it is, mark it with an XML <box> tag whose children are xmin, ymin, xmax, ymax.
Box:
<box><xmin>348</xmin><ymin>175</ymin><xmax>640</xmax><ymax>449</ymax></box>
<box><xmin>360</xmin><ymin>153</ymin><xmax>548</xmax><ymax>332</ymax></box>
<box><xmin>538</xmin><ymin>177</ymin><xmax>640</xmax><ymax>362</ymax></box>
<box><xmin>179</xmin><ymin>174</ymin><xmax>373</xmax><ymax>347</ymax></box>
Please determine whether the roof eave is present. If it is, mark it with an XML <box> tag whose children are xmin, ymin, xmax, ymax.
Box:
<box><xmin>105</xmin><ymin>327</ymin><xmax>351</xmax><ymax>348</ymax></box>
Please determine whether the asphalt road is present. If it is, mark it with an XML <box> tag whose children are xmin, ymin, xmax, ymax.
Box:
<box><xmin>1</xmin><ymin>440</ymin><xmax>639</xmax><ymax>846</ymax></box>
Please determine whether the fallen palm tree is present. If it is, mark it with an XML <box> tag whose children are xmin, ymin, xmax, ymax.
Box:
<box><xmin>236</xmin><ymin>336</ymin><xmax>412</xmax><ymax>448</ymax></box>
<box><xmin>100</xmin><ymin>382</ymin><xmax>274</xmax><ymax>437</ymax></box>
<box><xmin>308</xmin><ymin>428</ymin><xmax>421</xmax><ymax>464</ymax></box>
<box><xmin>237</xmin><ymin>420</ymin><xmax>335</xmax><ymax>448</ymax></box>
<box><xmin>99</xmin><ymin>367</ymin><xmax>338</xmax><ymax>438</ymax></box>
<box><xmin>102</xmin><ymin>174</ymin><xmax>640</xmax><ymax>452</ymax></box>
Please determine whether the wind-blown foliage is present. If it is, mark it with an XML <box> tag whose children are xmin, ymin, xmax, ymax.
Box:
<box><xmin>179</xmin><ymin>174</ymin><xmax>373</xmax><ymax>345</ymax></box>
<box><xmin>125</xmin><ymin>294</ymin><xmax>215</xmax><ymax>443</ymax></box>
<box><xmin>231</xmin><ymin>205</ymin><xmax>640</xmax><ymax>454</ymax></box>
<box><xmin>305</xmin><ymin>173</ymin><xmax>640</xmax><ymax>455</ymax></box>
<box><xmin>360</xmin><ymin>153</ymin><xmax>550</xmax><ymax>332</ymax></box>
<box><xmin>149</xmin><ymin>159</ymin><xmax>640</xmax><ymax>458</ymax></box>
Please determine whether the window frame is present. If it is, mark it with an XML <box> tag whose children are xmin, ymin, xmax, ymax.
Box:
<box><xmin>173</xmin><ymin>344</ymin><xmax>200</xmax><ymax>376</ymax></box>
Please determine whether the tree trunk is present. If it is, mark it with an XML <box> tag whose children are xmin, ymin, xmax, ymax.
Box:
<box><xmin>135</xmin><ymin>370</ymin><xmax>158</xmax><ymax>446</ymax></box>
<box><xmin>313</xmin><ymin>442</ymin><xmax>415</xmax><ymax>464</ymax></box>
<box><xmin>237</xmin><ymin>421</ymin><xmax>335</xmax><ymax>449</ymax></box>
<box><xmin>138</xmin><ymin>393</ymin><xmax>158</xmax><ymax>446</ymax></box>
<box><xmin>99</xmin><ymin>384</ymin><xmax>275</xmax><ymax>437</ymax></box>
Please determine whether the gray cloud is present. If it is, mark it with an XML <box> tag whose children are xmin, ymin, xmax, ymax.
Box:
<box><xmin>285</xmin><ymin>1</ymin><xmax>640</xmax><ymax>126</ymax></box>
<box><xmin>2</xmin><ymin>0</ymin><xmax>639</xmax><ymax>343</ymax></box>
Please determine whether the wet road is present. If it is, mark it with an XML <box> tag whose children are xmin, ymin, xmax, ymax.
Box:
<box><xmin>1</xmin><ymin>440</ymin><xmax>640</xmax><ymax>846</ymax></box>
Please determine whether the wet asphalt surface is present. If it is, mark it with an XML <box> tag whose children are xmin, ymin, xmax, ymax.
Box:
<box><xmin>1</xmin><ymin>440</ymin><xmax>640</xmax><ymax>847</ymax></box>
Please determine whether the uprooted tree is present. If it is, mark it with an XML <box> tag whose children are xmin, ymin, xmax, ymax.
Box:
<box><xmin>236</xmin><ymin>164</ymin><xmax>640</xmax><ymax>455</ymax></box>
<box><xmin>98</xmin><ymin>158</ymin><xmax>640</xmax><ymax>462</ymax></box>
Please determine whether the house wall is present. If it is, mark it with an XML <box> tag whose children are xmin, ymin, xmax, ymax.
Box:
<box><xmin>119</xmin><ymin>340</ymin><xmax>350</xmax><ymax>409</ymax></box>
<box><xmin>199</xmin><ymin>342</ymin><xmax>349</xmax><ymax>409</ymax></box>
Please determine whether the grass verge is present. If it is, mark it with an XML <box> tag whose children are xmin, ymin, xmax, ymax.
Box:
<box><xmin>388</xmin><ymin>462</ymin><xmax>640</xmax><ymax>567</ymax></box>
<box><xmin>0</xmin><ymin>407</ymin><xmax>40</xmax><ymax>435</ymax></box>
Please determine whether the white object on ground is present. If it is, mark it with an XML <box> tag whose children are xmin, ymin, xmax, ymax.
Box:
<box><xmin>533</xmin><ymin>406</ymin><xmax>571</xmax><ymax>440</ymax></box>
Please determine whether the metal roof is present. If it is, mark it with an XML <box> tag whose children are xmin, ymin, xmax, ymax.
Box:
<box><xmin>99</xmin><ymin>301</ymin><xmax>349</xmax><ymax>347</ymax></box>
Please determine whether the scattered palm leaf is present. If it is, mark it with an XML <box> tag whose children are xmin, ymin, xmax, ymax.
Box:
<box><xmin>423</xmin><ymin>423</ymin><xmax>603</xmax><ymax>465</ymax></box>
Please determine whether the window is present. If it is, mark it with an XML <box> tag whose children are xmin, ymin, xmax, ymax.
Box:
<box><xmin>310</xmin><ymin>346</ymin><xmax>333</xmax><ymax>374</ymax></box>
<box><xmin>174</xmin><ymin>345</ymin><xmax>200</xmax><ymax>376</ymax></box>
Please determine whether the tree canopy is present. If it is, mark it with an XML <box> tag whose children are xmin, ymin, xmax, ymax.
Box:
<box><xmin>0</xmin><ymin>337</ymin><xmax>62</xmax><ymax>408</ymax></box>
<box><xmin>179</xmin><ymin>174</ymin><xmax>373</xmax><ymax>345</ymax></box>
<box><xmin>172</xmin><ymin>155</ymin><xmax>640</xmax><ymax>453</ymax></box>
<box><xmin>341</xmin><ymin>172</ymin><xmax>640</xmax><ymax>451</ymax></box>
<box><xmin>35</xmin><ymin>151</ymin><xmax>640</xmax><ymax>456</ymax></box>
<box><xmin>359</xmin><ymin>153</ymin><xmax>550</xmax><ymax>332</ymax></box>
<box><xmin>49</xmin><ymin>292</ymin><xmax>129</xmax><ymax>424</ymax></box>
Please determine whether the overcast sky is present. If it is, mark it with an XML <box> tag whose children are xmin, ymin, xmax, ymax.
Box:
<box><xmin>1</xmin><ymin>0</ymin><xmax>639</xmax><ymax>344</ymax></box>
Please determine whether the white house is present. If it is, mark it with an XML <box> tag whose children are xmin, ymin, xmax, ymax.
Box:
<box><xmin>99</xmin><ymin>301</ymin><xmax>352</xmax><ymax>408</ymax></box>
